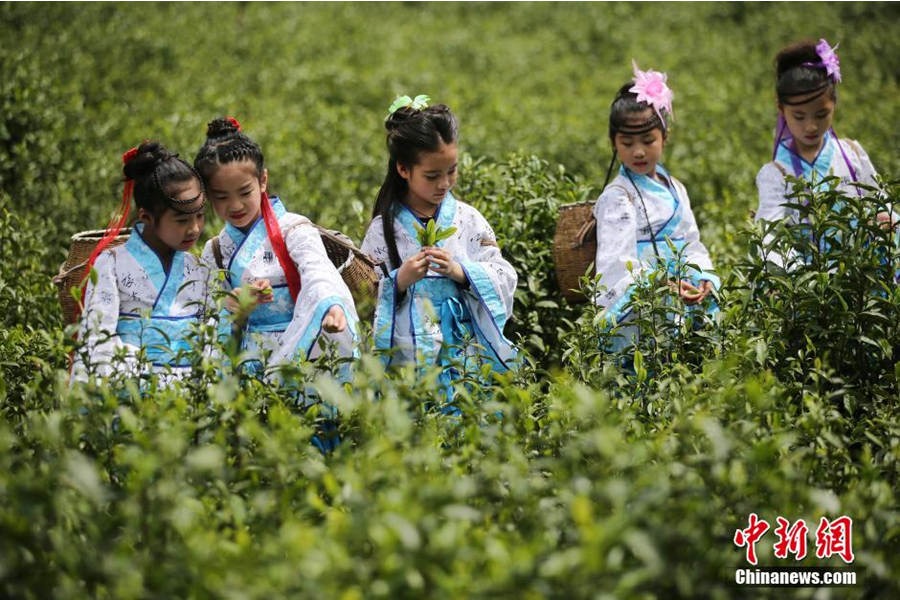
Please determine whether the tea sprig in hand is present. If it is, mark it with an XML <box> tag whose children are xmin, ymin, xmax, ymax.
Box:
<box><xmin>414</xmin><ymin>219</ymin><xmax>457</xmax><ymax>247</ymax></box>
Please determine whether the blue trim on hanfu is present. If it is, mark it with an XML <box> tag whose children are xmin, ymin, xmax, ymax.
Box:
<box><xmin>226</xmin><ymin>195</ymin><xmax>287</xmax><ymax>288</ymax></box>
<box><xmin>126</xmin><ymin>223</ymin><xmax>167</xmax><ymax>293</ymax></box>
<box><xmin>395</xmin><ymin>191</ymin><xmax>458</xmax><ymax>248</ymax></box>
<box><xmin>374</xmin><ymin>268</ymin><xmax>400</xmax><ymax>367</ymax></box>
<box><xmin>776</xmin><ymin>130</ymin><xmax>835</xmax><ymax>182</ymax></box>
<box><xmin>458</xmin><ymin>262</ymin><xmax>517</xmax><ymax>371</ymax></box>
<box><xmin>289</xmin><ymin>295</ymin><xmax>358</xmax><ymax>361</ymax></box>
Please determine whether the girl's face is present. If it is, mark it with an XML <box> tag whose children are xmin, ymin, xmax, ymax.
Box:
<box><xmin>141</xmin><ymin>178</ymin><xmax>205</xmax><ymax>252</ymax></box>
<box><xmin>779</xmin><ymin>91</ymin><xmax>836</xmax><ymax>157</ymax></box>
<box><xmin>397</xmin><ymin>141</ymin><xmax>458</xmax><ymax>214</ymax></box>
<box><xmin>207</xmin><ymin>160</ymin><xmax>268</xmax><ymax>230</ymax></box>
<box><xmin>613</xmin><ymin>109</ymin><xmax>666</xmax><ymax>178</ymax></box>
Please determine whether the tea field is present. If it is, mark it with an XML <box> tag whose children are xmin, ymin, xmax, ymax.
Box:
<box><xmin>1</xmin><ymin>2</ymin><xmax>899</xmax><ymax>598</ymax></box>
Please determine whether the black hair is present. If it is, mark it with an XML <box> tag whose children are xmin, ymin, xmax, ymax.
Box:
<box><xmin>193</xmin><ymin>118</ymin><xmax>265</xmax><ymax>185</ymax></box>
<box><xmin>124</xmin><ymin>141</ymin><xmax>203</xmax><ymax>218</ymax></box>
<box><xmin>372</xmin><ymin>104</ymin><xmax>459</xmax><ymax>269</ymax></box>
<box><xmin>775</xmin><ymin>40</ymin><xmax>837</xmax><ymax>105</ymax></box>
<box><xmin>601</xmin><ymin>81</ymin><xmax>670</xmax><ymax>189</ymax></box>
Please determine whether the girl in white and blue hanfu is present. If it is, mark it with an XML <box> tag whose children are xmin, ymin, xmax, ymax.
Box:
<box><xmin>755</xmin><ymin>39</ymin><xmax>889</xmax><ymax>270</ymax></box>
<box><xmin>362</xmin><ymin>97</ymin><xmax>518</xmax><ymax>412</ymax></box>
<box><xmin>201</xmin><ymin>193</ymin><xmax>359</xmax><ymax>370</ymax></box>
<box><xmin>594</xmin><ymin>65</ymin><xmax>720</xmax><ymax>353</ymax></box>
<box><xmin>194</xmin><ymin>118</ymin><xmax>358</xmax><ymax>382</ymax></box>
<box><xmin>73</xmin><ymin>142</ymin><xmax>210</xmax><ymax>383</ymax></box>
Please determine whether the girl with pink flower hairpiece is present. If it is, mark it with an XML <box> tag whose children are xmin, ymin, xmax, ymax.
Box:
<box><xmin>755</xmin><ymin>38</ymin><xmax>891</xmax><ymax>270</ymax></box>
<box><xmin>592</xmin><ymin>62</ymin><xmax>720</xmax><ymax>354</ymax></box>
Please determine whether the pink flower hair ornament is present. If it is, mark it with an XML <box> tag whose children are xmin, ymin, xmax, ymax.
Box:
<box><xmin>629</xmin><ymin>60</ymin><xmax>674</xmax><ymax>123</ymax></box>
<box><xmin>804</xmin><ymin>38</ymin><xmax>841</xmax><ymax>83</ymax></box>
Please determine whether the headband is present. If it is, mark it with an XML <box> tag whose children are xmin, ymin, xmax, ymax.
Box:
<box><xmin>779</xmin><ymin>39</ymin><xmax>841</xmax><ymax>105</ymax></box>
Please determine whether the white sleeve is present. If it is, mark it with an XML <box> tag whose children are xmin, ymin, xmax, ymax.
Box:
<box><xmin>755</xmin><ymin>163</ymin><xmax>791</xmax><ymax>223</ymax></box>
<box><xmin>754</xmin><ymin>163</ymin><xmax>799</xmax><ymax>270</ymax></box>
<box><xmin>845</xmin><ymin>139</ymin><xmax>879</xmax><ymax>188</ymax></box>
<box><xmin>361</xmin><ymin>217</ymin><xmax>391</xmax><ymax>279</ymax></box>
<box><xmin>269</xmin><ymin>221</ymin><xmax>358</xmax><ymax>365</ymax></box>
<box><xmin>593</xmin><ymin>187</ymin><xmax>642</xmax><ymax>310</ymax></box>
<box><xmin>73</xmin><ymin>251</ymin><xmax>125</xmax><ymax>380</ymax></box>
<box><xmin>673</xmin><ymin>180</ymin><xmax>718</xmax><ymax>286</ymax></box>
<box><xmin>461</xmin><ymin>209</ymin><xmax>518</xmax><ymax>317</ymax></box>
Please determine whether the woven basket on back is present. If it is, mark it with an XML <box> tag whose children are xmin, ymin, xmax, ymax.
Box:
<box><xmin>552</xmin><ymin>202</ymin><xmax>597</xmax><ymax>304</ymax></box>
<box><xmin>53</xmin><ymin>228</ymin><xmax>132</xmax><ymax>325</ymax></box>
<box><xmin>313</xmin><ymin>225</ymin><xmax>379</xmax><ymax>306</ymax></box>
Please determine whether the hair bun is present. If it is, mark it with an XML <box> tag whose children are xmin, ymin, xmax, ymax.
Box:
<box><xmin>123</xmin><ymin>140</ymin><xmax>173</xmax><ymax>180</ymax></box>
<box><xmin>384</xmin><ymin>107</ymin><xmax>417</xmax><ymax>133</ymax></box>
<box><xmin>776</xmin><ymin>40</ymin><xmax>821</xmax><ymax>77</ymax></box>
<box><xmin>206</xmin><ymin>117</ymin><xmax>241</xmax><ymax>140</ymax></box>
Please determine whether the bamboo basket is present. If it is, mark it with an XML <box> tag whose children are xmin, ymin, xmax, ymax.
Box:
<box><xmin>552</xmin><ymin>202</ymin><xmax>597</xmax><ymax>304</ymax></box>
<box><xmin>314</xmin><ymin>225</ymin><xmax>379</xmax><ymax>308</ymax></box>
<box><xmin>54</xmin><ymin>226</ymin><xmax>379</xmax><ymax>325</ymax></box>
<box><xmin>53</xmin><ymin>228</ymin><xmax>132</xmax><ymax>325</ymax></box>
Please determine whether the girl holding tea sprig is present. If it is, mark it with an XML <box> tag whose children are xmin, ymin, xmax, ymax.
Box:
<box><xmin>755</xmin><ymin>38</ymin><xmax>889</xmax><ymax>269</ymax></box>
<box><xmin>593</xmin><ymin>63</ymin><xmax>720</xmax><ymax>352</ymax></box>
<box><xmin>361</xmin><ymin>95</ymin><xmax>518</xmax><ymax>410</ymax></box>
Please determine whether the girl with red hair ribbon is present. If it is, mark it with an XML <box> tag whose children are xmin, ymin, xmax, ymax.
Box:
<box><xmin>73</xmin><ymin>141</ymin><xmax>209</xmax><ymax>383</ymax></box>
<box><xmin>194</xmin><ymin>117</ymin><xmax>358</xmax><ymax>381</ymax></box>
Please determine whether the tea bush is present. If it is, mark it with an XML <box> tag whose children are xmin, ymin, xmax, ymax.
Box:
<box><xmin>2</xmin><ymin>2</ymin><xmax>899</xmax><ymax>598</ymax></box>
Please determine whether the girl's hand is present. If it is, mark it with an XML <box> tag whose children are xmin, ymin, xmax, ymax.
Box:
<box><xmin>249</xmin><ymin>279</ymin><xmax>275</xmax><ymax>304</ymax></box>
<box><xmin>224</xmin><ymin>279</ymin><xmax>274</xmax><ymax>317</ymax></box>
<box><xmin>423</xmin><ymin>247</ymin><xmax>466</xmax><ymax>284</ymax></box>
<box><xmin>876</xmin><ymin>211</ymin><xmax>898</xmax><ymax>232</ymax></box>
<box><xmin>396</xmin><ymin>251</ymin><xmax>430</xmax><ymax>292</ymax></box>
<box><xmin>322</xmin><ymin>305</ymin><xmax>347</xmax><ymax>333</ymax></box>
<box><xmin>671</xmin><ymin>279</ymin><xmax>712</xmax><ymax>305</ymax></box>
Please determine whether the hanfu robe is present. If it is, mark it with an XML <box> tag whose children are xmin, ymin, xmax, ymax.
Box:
<box><xmin>755</xmin><ymin>132</ymin><xmax>882</xmax><ymax>269</ymax></box>
<box><xmin>593</xmin><ymin>165</ymin><xmax>720</xmax><ymax>351</ymax></box>
<box><xmin>73</xmin><ymin>222</ymin><xmax>210</xmax><ymax>383</ymax></box>
<box><xmin>201</xmin><ymin>195</ymin><xmax>358</xmax><ymax>373</ymax></box>
<box><xmin>361</xmin><ymin>192</ymin><xmax>518</xmax><ymax>404</ymax></box>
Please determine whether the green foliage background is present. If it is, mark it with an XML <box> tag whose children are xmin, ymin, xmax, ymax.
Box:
<box><xmin>1</xmin><ymin>2</ymin><xmax>899</xmax><ymax>598</ymax></box>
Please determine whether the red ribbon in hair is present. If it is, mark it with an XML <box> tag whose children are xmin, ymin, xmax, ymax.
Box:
<box><xmin>74</xmin><ymin>147</ymin><xmax>139</xmax><ymax>321</ymax></box>
<box><xmin>260</xmin><ymin>191</ymin><xmax>301</xmax><ymax>302</ymax></box>
<box><xmin>227</xmin><ymin>116</ymin><xmax>242</xmax><ymax>131</ymax></box>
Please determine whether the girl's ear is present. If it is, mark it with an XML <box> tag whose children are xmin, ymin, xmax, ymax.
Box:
<box><xmin>259</xmin><ymin>168</ymin><xmax>269</xmax><ymax>195</ymax></box>
<box><xmin>137</xmin><ymin>208</ymin><xmax>154</xmax><ymax>226</ymax></box>
<box><xmin>396</xmin><ymin>162</ymin><xmax>411</xmax><ymax>182</ymax></box>
<box><xmin>776</xmin><ymin>101</ymin><xmax>785</xmax><ymax>117</ymax></box>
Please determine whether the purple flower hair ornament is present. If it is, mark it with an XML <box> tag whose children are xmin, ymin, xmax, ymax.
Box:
<box><xmin>629</xmin><ymin>60</ymin><xmax>674</xmax><ymax>122</ymax></box>
<box><xmin>804</xmin><ymin>39</ymin><xmax>841</xmax><ymax>83</ymax></box>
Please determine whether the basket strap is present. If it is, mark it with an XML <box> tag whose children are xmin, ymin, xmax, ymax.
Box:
<box><xmin>575</xmin><ymin>217</ymin><xmax>597</xmax><ymax>248</ymax></box>
<box><xmin>212</xmin><ymin>236</ymin><xmax>224</xmax><ymax>270</ymax></box>
<box><xmin>770</xmin><ymin>161</ymin><xmax>789</xmax><ymax>177</ymax></box>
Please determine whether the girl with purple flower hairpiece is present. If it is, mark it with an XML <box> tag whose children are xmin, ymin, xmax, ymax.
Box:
<box><xmin>755</xmin><ymin>38</ymin><xmax>890</xmax><ymax>269</ymax></box>
<box><xmin>592</xmin><ymin>62</ymin><xmax>720</xmax><ymax>353</ymax></box>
